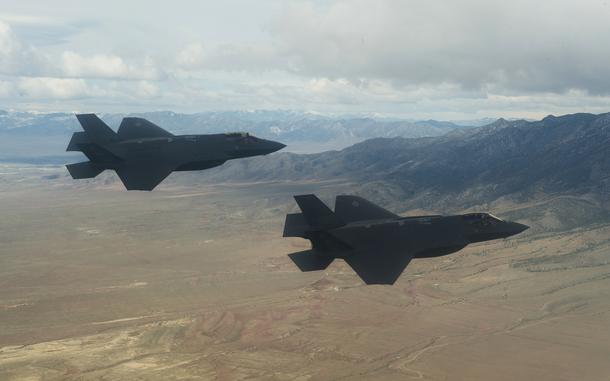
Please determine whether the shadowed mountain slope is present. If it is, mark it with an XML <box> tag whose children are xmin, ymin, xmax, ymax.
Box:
<box><xmin>187</xmin><ymin>112</ymin><xmax>610</xmax><ymax>210</ymax></box>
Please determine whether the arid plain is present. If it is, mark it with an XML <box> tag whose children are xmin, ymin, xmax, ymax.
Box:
<box><xmin>1</xmin><ymin>165</ymin><xmax>609</xmax><ymax>380</ymax></box>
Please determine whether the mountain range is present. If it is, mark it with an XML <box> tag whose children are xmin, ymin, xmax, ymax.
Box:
<box><xmin>166</xmin><ymin>113</ymin><xmax>610</xmax><ymax>214</ymax></box>
<box><xmin>3</xmin><ymin>110</ymin><xmax>609</xmax><ymax>227</ymax></box>
<box><xmin>0</xmin><ymin>110</ymin><xmax>470</xmax><ymax>161</ymax></box>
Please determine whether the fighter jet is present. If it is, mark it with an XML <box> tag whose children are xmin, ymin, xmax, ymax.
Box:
<box><xmin>66</xmin><ymin>114</ymin><xmax>286</xmax><ymax>190</ymax></box>
<box><xmin>283</xmin><ymin>194</ymin><xmax>529</xmax><ymax>285</ymax></box>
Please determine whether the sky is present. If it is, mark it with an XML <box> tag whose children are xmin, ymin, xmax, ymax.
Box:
<box><xmin>0</xmin><ymin>0</ymin><xmax>609</xmax><ymax>120</ymax></box>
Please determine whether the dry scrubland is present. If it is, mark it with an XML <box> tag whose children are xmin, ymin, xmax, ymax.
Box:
<box><xmin>1</xmin><ymin>165</ymin><xmax>610</xmax><ymax>380</ymax></box>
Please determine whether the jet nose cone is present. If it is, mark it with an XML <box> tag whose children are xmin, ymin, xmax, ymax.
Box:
<box><xmin>268</xmin><ymin>140</ymin><xmax>286</xmax><ymax>153</ymax></box>
<box><xmin>507</xmin><ymin>222</ymin><xmax>529</xmax><ymax>236</ymax></box>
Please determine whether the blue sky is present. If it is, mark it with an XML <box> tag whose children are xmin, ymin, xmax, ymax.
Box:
<box><xmin>1</xmin><ymin>0</ymin><xmax>609</xmax><ymax>120</ymax></box>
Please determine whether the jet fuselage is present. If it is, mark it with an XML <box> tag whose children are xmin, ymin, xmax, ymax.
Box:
<box><xmin>327</xmin><ymin>214</ymin><xmax>528</xmax><ymax>259</ymax></box>
<box><xmin>89</xmin><ymin>133</ymin><xmax>286</xmax><ymax>171</ymax></box>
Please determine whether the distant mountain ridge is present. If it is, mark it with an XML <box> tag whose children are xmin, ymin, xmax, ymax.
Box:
<box><xmin>177</xmin><ymin>112</ymin><xmax>610</xmax><ymax>211</ymax></box>
<box><xmin>3</xmin><ymin>111</ymin><xmax>609</xmax><ymax>230</ymax></box>
<box><xmin>0</xmin><ymin>110</ymin><xmax>472</xmax><ymax>160</ymax></box>
<box><xmin>5</xmin><ymin>111</ymin><xmax>607</xmax><ymax>211</ymax></box>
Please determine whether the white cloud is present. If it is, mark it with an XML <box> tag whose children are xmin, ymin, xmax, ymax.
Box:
<box><xmin>17</xmin><ymin>77</ymin><xmax>91</xmax><ymax>99</ymax></box>
<box><xmin>0</xmin><ymin>20</ymin><xmax>46</xmax><ymax>76</ymax></box>
<box><xmin>0</xmin><ymin>21</ymin><xmax>20</xmax><ymax>67</ymax></box>
<box><xmin>0</xmin><ymin>13</ymin><xmax>54</xmax><ymax>26</ymax></box>
<box><xmin>176</xmin><ymin>42</ymin><xmax>281</xmax><ymax>72</ymax></box>
<box><xmin>0</xmin><ymin>20</ymin><xmax>162</xmax><ymax>81</ymax></box>
<box><xmin>134</xmin><ymin>80</ymin><xmax>159</xmax><ymax>98</ymax></box>
<box><xmin>0</xmin><ymin>80</ymin><xmax>14</xmax><ymax>98</ymax></box>
<box><xmin>176</xmin><ymin>43</ymin><xmax>205</xmax><ymax>68</ymax></box>
<box><xmin>267</xmin><ymin>0</ymin><xmax>610</xmax><ymax>95</ymax></box>
<box><xmin>0</xmin><ymin>1</ymin><xmax>610</xmax><ymax>118</ymax></box>
<box><xmin>61</xmin><ymin>51</ymin><xmax>161</xmax><ymax>80</ymax></box>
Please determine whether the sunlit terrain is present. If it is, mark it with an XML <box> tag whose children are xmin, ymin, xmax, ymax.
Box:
<box><xmin>1</xmin><ymin>166</ymin><xmax>609</xmax><ymax>380</ymax></box>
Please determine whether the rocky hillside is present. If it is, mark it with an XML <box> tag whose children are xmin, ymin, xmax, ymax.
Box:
<box><xmin>183</xmin><ymin>112</ymin><xmax>610</xmax><ymax>210</ymax></box>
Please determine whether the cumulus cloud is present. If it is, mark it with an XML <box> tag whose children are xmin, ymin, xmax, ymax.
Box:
<box><xmin>0</xmin><ymin>17</ymin><xmax>169</xmax><ymax>107</ymax></box>
<box><xmin>0</xmin><ymin>20</ymin><xmax>48</xmax><ymax>76</ymax></box>
<box><xmin>0</xmin><ymin>12</ymin><xmax>90</xmax><ymax>46</ymax></box>
<box><xmin>1</xmin><ymin>1</ymin><xmax>610</xmax><ymax>117</ymax></box>
<box><xmin>168</xmin><ymin>0</ymin><xmax>610</xmax><ymax>114</ymax></box>
<box><xmin>0</xmin><ymin>20</ymin><xmax>162</xmax><ymax>81</ymax></box>
<box><xmin>176</xmin><ymin>43</ymin><xmax>205</xmax><ymax>68</ymax></box>
<box><xmin>266</xmin><ymin>0</ymin><xmax>610</xmax><ymax>95</ymax></box>
<box><xmin>134</xmin><ymin>80</ymin><xmax>159</xmax><ymax>98</ymax></box>
<box><xmin>0</xmin><ymin>80</ymin><xmax>14</xmax><ymax>98</ymax></box>
<box><xmin>61</xmin><ymin>52</ymin><xmax>162</xmax><ymax>80</ymax></box>
<box><xmin>176</xmin><ymin>42</ymin><xmax>282</xmax><ymax>72</ymax></box>
<box><xmin>17</xmin><ymin>77</ymin><xmax>91</xmax><ymax>99</ymax></box>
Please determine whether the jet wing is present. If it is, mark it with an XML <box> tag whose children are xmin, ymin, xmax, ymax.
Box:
<box><xmin>343</xmin><ymin>249</ymin><xmax>412</xmax><ymax>285</ymax></box>
<box><xmin>117</xmin><ymin>117</ymin><xmax>174</xmax><ymax>140</ymax></box>
<box><xmin>115</xmin><ymin>163</ymin><xmax>175</xmax><ymax>191</ymax></box>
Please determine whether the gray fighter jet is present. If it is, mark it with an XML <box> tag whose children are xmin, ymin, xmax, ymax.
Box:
<box><xmin>283</xmin><ymin>194</ymin><xmax>529</xmax><ymax>285</ymax></box>
<box><xmin>66</xmin><ymin>114</ymin><xmax>285</xmax><ymax>190</ymax></box>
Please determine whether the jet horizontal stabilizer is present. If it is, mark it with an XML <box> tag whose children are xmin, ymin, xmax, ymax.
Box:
<box><xmin>283</xmin><ymin>213</ymin><xmax>309</xmax><ymax>238</ymax></box>
<box><xmin>66</xmin><ymin>131</ymin><xmax>89</xmax><ymax>151</ymax></box>
<box><xmin>288</xmin><ymin>250</ymin><xmax>335</xmax><ymax>272</ymax></box>
<box><xmin>66</xmin><ymin>161</ymin><xmax>103</xmax><ymax>179</ymax></box>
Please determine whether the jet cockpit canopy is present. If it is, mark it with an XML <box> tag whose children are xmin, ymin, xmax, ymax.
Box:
<box><xmin>461</xmin><ymin>213</ymin><xmax>504</xmax><ymax>227</ymax></box>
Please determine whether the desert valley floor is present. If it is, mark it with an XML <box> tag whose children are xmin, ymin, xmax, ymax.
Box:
<box><xmin>1</xmin><ymin>165</ymin><xmax>609</xmax><ymax>380</ymax></box>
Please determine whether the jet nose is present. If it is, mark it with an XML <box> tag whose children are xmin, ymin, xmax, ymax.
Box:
<box><xmin>505</xmin><ymin>222</ymin><xmax>529</xmax><ymax>237</ymax></box>
<box><xmin>267</xmin><ymin>140</ymin><xmax>286</xmax><ymax>153</ymax></box>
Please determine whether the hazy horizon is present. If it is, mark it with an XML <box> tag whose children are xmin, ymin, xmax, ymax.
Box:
<box><xmin>0</xmin><ymin>107</ymin><xmax>544</xmax><ymax>124</ymax></box>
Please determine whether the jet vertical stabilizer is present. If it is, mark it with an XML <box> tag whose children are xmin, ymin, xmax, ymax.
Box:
<box><xmin>293</xmin><ymin>194</ymin><xmax>345</xmax><ymax>230</ymax></box>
